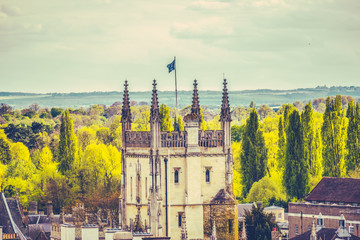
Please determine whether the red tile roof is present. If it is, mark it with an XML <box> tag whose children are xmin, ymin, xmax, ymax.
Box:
<box><xmin>305</xmin><ymin>177</ymin><xmax>360</xmax><ymax>204</ymax></box>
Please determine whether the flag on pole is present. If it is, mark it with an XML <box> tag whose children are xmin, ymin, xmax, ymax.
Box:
<box><xmin>167</xmin><ymin>59</ymin><xmax>175</xmax><ymax>73</ymax></box>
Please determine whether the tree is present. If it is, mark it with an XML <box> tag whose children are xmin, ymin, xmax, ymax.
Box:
<box><xmin>240</xmin><ymin>108</ymin><xmax>268</xmax><ymax>196</ymax></box>
<box><xmin>284</xmin><ymin>110</ymin><xmax>308</xmax><ymax>199</ymax></box>
<box><xmin>160</xmin><ymin>104</ymin><xmax>172</xmax><ymax>131</ymax></box>
<box><xmin>0</xmin><ymin>131</ymin><xmax>11</xmax><ymax>164</ymax></box>
<box><xmin>244</xmin><ymin>205</ymin><xmax>277</xmax><ymax>240</ymax></box>
<box><xmin>50</xmin><ymin>107</ymin><xmax>63</xmax><ymax>118</ymax></box>
<box><xmin>231</xmin><ymin>125</ymin><xmax>245</xmax><ymax>142</ymax></box>
<box><xmin>321</xmin><ymin>96</ymin><xmax>347</xmax><ymax>177</ymax></box>
<box><xmin>58</xmin><ymin>109</ymin><xmax>78</xmax><ymax>175</ymax></box>
<box><xmin>276</xmin><ymin>116</ymin><xmax>286</xmax><ymax>169</ymax></box>
<box><xmin>301</xmin><ymin>102</ymin><xmax>322</xmax><ymax>178</ymax></box>
<box><xmin>38</xmin><ymin>146</ymin><xmax>53</xmax><ymax>170</ymax></box>
<box><xmin>246</xmin><ymin>176</ymin><xmax>285</xmax><ymax>202</ymax></box>
<box><xmin>346</xmin><ymin>100</ymin><xmax>360</xmax><ymax>173</ymax></box>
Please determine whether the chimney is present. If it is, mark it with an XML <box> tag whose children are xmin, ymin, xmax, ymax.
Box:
<box><xmin>81</xmin><ymin>225</ymin><xmax>99</xmax><ymax>240</ymax></box>
<box><xmin>47</xmin><ymin>201</ymin><xmax>54</xmax><ymax>217</ymax></box>
<box><xmin>28</xmin><ymin>201</ymin><xmax>38</xmax><ymax>215</ymax></box>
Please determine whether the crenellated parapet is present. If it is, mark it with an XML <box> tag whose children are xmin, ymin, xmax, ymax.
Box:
<box><xmin>125</xmin><ymin>131</ymin><xmax>151</xmax><ymax>148</ymax></box>
<box><xmin>160</xmin><ymin>131</ymin><xmax>187</xmax><ymax>148</ymax></box>
<box><xmin>198</xmin><ymin>130</ymin><xmax>224</xmax><ymax>148</ymax></box>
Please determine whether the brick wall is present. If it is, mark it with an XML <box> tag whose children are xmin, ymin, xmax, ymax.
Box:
<box><xmin>288</xmin><ymin>202</ymin><xmax>360</xmax><ymax>238</ymax></box>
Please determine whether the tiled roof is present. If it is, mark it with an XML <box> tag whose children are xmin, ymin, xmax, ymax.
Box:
<box><xmin>211</xmin><ymin>189</ymin><xmax>235</xmax><ymax>204</ymax></box>
<box><xmin>237</xmin><ymin>203</ymin><xmax>253</xmax><ymax>218</ymax></box>
<box><xmin>305</xmin><ymin>177</ymin><xmax>360</xmax><ymax>204</ymax></box>
<box><xmin>290</xmin><ymin>228</ymin><xmax>360</xmax><ymax>240</ymax></box>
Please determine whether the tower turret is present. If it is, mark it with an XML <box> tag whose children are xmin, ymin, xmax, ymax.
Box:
<box><xmin>220</xmin><ymin>79</ymin><xmax>233</xmax><ymax>194</ymax></box>
<box><xmin>150</xmin><ymin>79</ymin><xmax>161</xmax><ymax>149</ymax></box>
<box><xmin>121</xmin><ymin>80</ymin><xmax>132</xmax><ymax>132</ymax></box>
<box><xmin>191</xmin><ymin>79</ymin><xmax>201</xmax><ymax>120</ymax></box>
<box><xmin>220</xmin><ymin>79</ymin><xmax>231</xmax><ymax>147</ymax></box>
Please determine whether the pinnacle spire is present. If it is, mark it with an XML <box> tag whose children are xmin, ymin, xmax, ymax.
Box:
<box><xmin>191</xmin><ymin>79</ymin><xmax>200</xmax><ymax>117</ymax></box>
<box><xmin>220</xmin><ymin>79</ymin><xmax>231</xmax><ymax>121</ymax></box>
<box><xmin>240</xmin><ymin>218</ymin><xmax>247</xmax><ymax>240</ymax></box>
<box><xmin>121</xmin><ymin>80</ymin><xmax>132</xmax><ymax>125</ymax></box>
<box><xmin>150</xmin><ymin>79</ymin><xmax>160</xmax><ymax>122</ymax></box>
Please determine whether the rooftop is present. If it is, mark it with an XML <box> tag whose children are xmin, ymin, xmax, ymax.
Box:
<box><xmin>305</xmin><ymin>177</ymin><xmax>360</xmax><ymax>204</ymax></box>
<box><xmin>290</xmin><ymin>228</ymin><xmax>360</xmax><ymax>240</ymax></box>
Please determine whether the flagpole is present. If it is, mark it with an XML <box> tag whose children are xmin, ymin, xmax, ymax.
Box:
<box><xmin>174</xmin><ymin>56</ymin><xmax>178</xmax><ymax>130</ymax></box>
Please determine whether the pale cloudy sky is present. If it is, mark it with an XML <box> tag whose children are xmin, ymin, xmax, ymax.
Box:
<box><xmin>0</xmin><ymin>0</ymin><xmax>359</xmax><ymax>93</ymax></box>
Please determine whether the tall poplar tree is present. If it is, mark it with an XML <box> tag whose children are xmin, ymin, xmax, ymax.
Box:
<box><xmin>160</xmin><ymin>104</ymin><xmax>172</xmax><ymax>131</ymax></box>
<box><xmin>58</xmin><ymin>109</ymin><xmax>78</xmax><ymax>175</ymax></box>
<box><xmin>241</xmin><ymin>108</ymin><xmax>268</xmax><ymax>196</ymax></box>
<box><xmin>277</xmin><ymin>116</ymin><xmax>286</xmax><ymax>169</ymax></box>
<box><xmin>301</xmin><ymin>102</ymin><xmax>322</xmax><ymax>178</ymax></box>
<box><xmin>346</xmin><ymin>100</ymin><xmax>360</xmax><ymax>173</ymax></box>
<box><xmin>321</xmin><ymin>95</ymin><xmax>347</xmax><ymax>177</ymax></box>
<box><xmin>284</xmin><ymin>110</ymin><xmax>308</xmax><ymax>199</ymax></box>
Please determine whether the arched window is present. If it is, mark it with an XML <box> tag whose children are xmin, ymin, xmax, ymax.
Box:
<box><xmin>174</xmin><ymin>169</ymin><xmax>179</xmax><ymax>183</ymax></box>
<box><xmin>206</xmin><ymin>169</ymin><xmax>210</xmax><ymax>183</ymax></box>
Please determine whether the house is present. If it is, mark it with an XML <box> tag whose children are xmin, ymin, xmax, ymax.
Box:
<box><xmin>288</xmin><ymin>177</ymin><xmax>360</xmax><ymax>238</ymax></box>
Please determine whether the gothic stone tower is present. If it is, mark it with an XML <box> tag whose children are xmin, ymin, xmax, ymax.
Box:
<box><xmin>120</xmin><ymin>79</ymin><xmax>238</xmax><ymax>240</ymax></box>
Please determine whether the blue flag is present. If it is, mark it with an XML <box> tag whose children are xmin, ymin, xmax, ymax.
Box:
<box><xmin>167</xmin><ymin>60</ymin><xmax>175</xmax><ymax>73</ymax></box>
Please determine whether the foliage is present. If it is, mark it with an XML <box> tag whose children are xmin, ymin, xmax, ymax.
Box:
<box><xmin>160</xmin><ymin>104</ymin><xmax>172</xmax><ymax>131</ymax></box>
<box><xmin>50</xmin><ymin>107</ymin><xmax>63</xmax><ymax>118</ymax></box>
<box><xmin>345</xmin><ymin>100</ymin><xmax>360</xmax><ymax>173</ymax></box>
<box><xmin>231</xmin><ymin>125</ymin><xmax>244</xmax><ymax>142</ymax></box>
<box><xmin>246</xmin><ymin>176</ymin><xmax>285</xmax><ymax>202</ymax></box>
<box><xmin>244</xmin><ymin>205</ymin><xmax>278</xmax><ymax>240</ymax></box>
<box><xmin>0</xmin><ymin>131</ymin><xmax>11</xmax><ymax>164</ymax></box>
<box><xmin>321</xmin><ymin>96</ymin><xmax>347</xmax><ymax>177</ymax></box>
<box><xmin>284</xmin><ymin>110</ymin><xmax>309</xmax><ymax>199</ymax></box>
<box><xmin>58</xmin><ymin>109</ymin><xmax>78</xmax><ymax>175</ymax></box>
<box><xmin>301</xmin><ymin>102</ymin><xmax>322</xmax><ymax>178</ymax></box>
<box><xmin>240</xmin><ymin>108</ymin><xmax>268</xmax><ymax>197</ymax></box>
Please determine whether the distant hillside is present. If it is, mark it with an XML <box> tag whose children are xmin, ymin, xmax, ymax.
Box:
<box><xmin>1</xmin><ymin>86</ymin><xmax>360</xmax><ymax>109</ymax></box>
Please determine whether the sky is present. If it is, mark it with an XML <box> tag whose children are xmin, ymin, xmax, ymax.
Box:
<box><xmin>0</xmin><ymin>0</ymin><xmax>359</xmax><ymax>93</ymax></box>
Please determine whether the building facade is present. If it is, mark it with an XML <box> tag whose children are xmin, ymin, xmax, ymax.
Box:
<box><xmin>119</xmin><ymin>79</ymin><xmax>238</xmax><ymax>240</ymax></box>
<box><xmin>288</xmin><ymin>177</ymin><xmax>360</xmax><ymax>238</ymax></box>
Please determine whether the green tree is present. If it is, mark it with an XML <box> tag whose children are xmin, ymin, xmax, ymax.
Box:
<box><xmin>58</xmin><ymin>109</ymin><xmax>78</xmax><ymax>175</ymax></box>
<box><xmin>246</xmin><ymin>176</ymin><xmax>285</xmax><ymax>202</ymax></box>
<box><xmin>240</xmin><ymin>108</ymin><xmax>268</xmax><ymax>196</ymax></box>
<box><xmin>160</xmin><ymin>104</ymin><xmax>172</xmax><ymax>131</ymax></box>
<box><xmin>301</xmin><ymin>102</ymin><xmax>322</xmax><ymax>178</ymax></box>
<box><xmin>284</xmin><ymin>110</ymin><xmax>308</xmax><ymax>199</ymax></box>
<box><xmin>346</xmin><ymin>100</ymin><xmax>360</xmax><ymax>173</ymax></box>
<box><xmin>200</xmin><ymin>108</ymin><xmax>207</xmax><ymax>131</ymax></box>
<box><xmin>321</xmin><ymin>96</ymin><xmax>347</xmax><ymax>177</ymax></box>
<box><xmin>0</xmin><ymin>131</ymin><xmax>11</xmax><ymax>164</ymax></box>
<box><xmin>244</xmin><ymin>205</ymin><xmax>277</xmax><ymax>240</ymax></box>
<box><xmin>96</xmin><ymin>127</ymin><xmax>111</xmax><ymax>145</ymax></box>
<box><xmin>231</xmin><ymin>125</ymin><xmax>245</xmax><ymax>142</ymax></box>
<box><xmin>276</xmin><ymin>116</ymin><xmax>286</xmax><ymax>169</ymax></box>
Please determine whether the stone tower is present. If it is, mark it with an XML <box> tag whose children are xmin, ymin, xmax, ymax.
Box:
<box><xmin>120</xmin><ymin>79</ymin><xmax>238</xmax><ymax>240</ymax></box>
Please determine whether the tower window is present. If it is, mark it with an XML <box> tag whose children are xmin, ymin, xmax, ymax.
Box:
<box><xmin>130</xmin><ymin>177</ymin><xmax>133</xmax><ymax>201</ymax></box>
<box><xmin>178</xmin><ymin>212</ymin><xmax>183</xmax><ymax>227</ymax></box>
<box><xmin>174</xmin><ymin>169</ymin><xmax>179</xmax><ymax>184</ymax></box>
<box><xmin>228</xmin><ymin>219</ymin><xmax>233</xmax><ymax>234</ymax></box>
<box><xmin>295</xmin><ymin>225</ymin><xmax>299</xmax><ymax>235</ymax></box>
<box><xmin>206</xmin><ymin>169</ymin><xmax>210</xmax><ymax>183</ymax></box>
